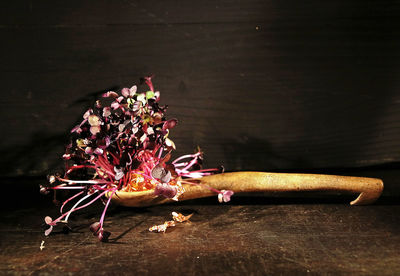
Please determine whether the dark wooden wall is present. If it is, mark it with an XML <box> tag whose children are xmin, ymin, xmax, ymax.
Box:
<box><xmin>1</xmin><ymin>1</ymin><xmax>400</xmax><ymax>178</ymax></box>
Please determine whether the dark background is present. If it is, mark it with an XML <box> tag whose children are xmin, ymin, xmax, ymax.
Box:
<box><xmin>1</xmin><ymin>1</ymin><xmax>400</xmax><ymax>197</ymax></box>
<box><xmin>1</xmin><ymin>1</ymin><xmax>400</xmax><ymax>275</ymax></box>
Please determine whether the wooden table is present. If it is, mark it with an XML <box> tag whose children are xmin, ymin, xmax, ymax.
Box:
<box><xmin>1</xmin><ymin>178</ymin><xmax>399</xmax><ymax>275</ymax></box>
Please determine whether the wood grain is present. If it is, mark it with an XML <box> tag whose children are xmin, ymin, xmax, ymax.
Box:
<box><xmin>1</xmin><ymin>1</ymin><xmax>400</xmax><ymax>177</ymax></box>
<box><xmin>1</xmin><ymin>197</ymin><xmax>399</xmax><ymax>275</ymax></box>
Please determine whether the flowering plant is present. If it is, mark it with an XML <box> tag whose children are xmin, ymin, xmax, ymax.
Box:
<box><xmin>41</xmin><ymin>76</ymin><xmax>232</xmax><ymax>242</ymax></box>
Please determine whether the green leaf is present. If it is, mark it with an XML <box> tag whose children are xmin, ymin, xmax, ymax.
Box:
<box><xmin>146</xmin><ymin>91</ymin><xmax>155</xmax><ymax>99</ymax></box>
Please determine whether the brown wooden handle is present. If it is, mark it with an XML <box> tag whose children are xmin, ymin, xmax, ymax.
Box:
<box><xmin>179</xmin><ymin>172</ymin><xmax>384</xmax><ymax>205</ymax></box>
<box><xmin>110</xmin><ymin>172</ymin><xmax>383</xmax><ymax>207</ymax></box>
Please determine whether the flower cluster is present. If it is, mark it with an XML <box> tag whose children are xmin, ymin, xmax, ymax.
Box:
<box><xmin>41</xmin><ymin>76</ymin><xmax>232</xmax><ymax>242</ymax></box>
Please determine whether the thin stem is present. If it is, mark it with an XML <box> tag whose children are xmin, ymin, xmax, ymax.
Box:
<box><xmin>172</xmin><ymin>153</ymin><xmax>200</xmax><ymax>165</ymax></box>
<box><xmin>157</xmin><ymin>146</ymin><xmax>163</xmax><ymax>160</ymax></box>
<box><xmin>99</xmin><ymin>188</ymin><xmax>117</xmax><ymax>229</ymax></box>
<box><xmin>52</xmin><ymin>189</ymin><xmax>109</xmax><ymax>225</ymax></box>
<box><xmin>51</xmin><ymin>186</ymin><xmax>87</xmax><ymax>190</ymax></box>
<box><xmin>60</xmin><ymin>191</ymin><xmax>84</xmax><ymax>214</ymax></box>
<box><xmin>57</xmin><ymin>178</ymin><xmax>110</xmax><ymax>184</ymax></box>
<box><xmin>173</xmin><ymin>162</ymin><xmax>189</xmax><ymax>168</ymax></box>
<box><xmin>64</xmin><ymin>193</ymin><xmax>94</xmax><ymax>222</ymax></box>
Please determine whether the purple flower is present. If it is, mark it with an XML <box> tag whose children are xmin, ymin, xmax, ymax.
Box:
<box><xmin>90</xmin><ymin>126</ymin><xmax>101</xmax><ymax>135</ymax></box>
<box><xmin>85</xmin><ymin>147</ymin><xmax>94</xmax><ymax>154</ymax></box>
<box><xmin>93</xmin><ymin>148</ymin><xmax>103</xmax><ymax>155</ymax></box>
<box><xmin>218</xmin><ymin>190</ymin><xmax>234</xmax><ymax>203</ymax></box>
<box><xmin>151</xmin><ymin>165</ymin><xmax>171</xmax><ymax>183</ymax></box>
<box><xmin>162</xmin><ymin>118</ymin><xmax>178</xmax><ymax>132</ymax></box>
<box><xmin>97</xmin><ymin>229</ymin><xmax>111</xmax><ymax>242</ymax></box>
<box><xmin>111</xmin><ymin>96</ymin><xmax>124</xmax><ymax>110</ymax></box>
<box><xmin>121</xmin><ymin>85</ymin><xmax>137</xmax><ymax>98</ymax></box>
<box><xmin>154</xmin><ymin>183</ymin><xmax>177</xmax><ymax>198</ymax></box>
<box><xmin>102</xmin><ymin>91</ymin><xmax>119</xmax><ymax>98</ymax></box>
<box><xmin>44</xmin><ymin>216</ymin><xmax>54</xmax><ymax>236</ymax></box>
<box><xmin>103</xmin><ymin>107</ymin><xmax>111</xmax><ymax>117</ymax></box>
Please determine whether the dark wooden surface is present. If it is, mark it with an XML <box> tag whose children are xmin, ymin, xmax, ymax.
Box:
<box><xmin>1</xmin><ymin>1</ymin><xmax>400</xmax><ymax>177</ymax></box>
<box><xmin>1</xmin><ymin>193</ymin><xmax>399</xmax><ymax>275</ymax></box>
<box><xmin>0</xmin><ymin>177</ymin><xmax>399</xmax><ymax>275</ymax></box>
<box><xmin>1</xmin><ymin>2</ymin><xmax>400</xmax><ymax>275</ymax></box>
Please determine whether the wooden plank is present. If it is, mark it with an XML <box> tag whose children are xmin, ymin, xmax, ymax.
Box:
<box><xmin>1</xmin><ymin>2</ymin><xmax>400</xmax><ymax>176</ymax></box>
<box><xmin>1</xmin><ymin>197</ymin><xmax>399</xmax><ymax>275</ymax></box>
<box><xmin>2</xmin><ymin>1</ymin><xmax>399</xmax><ymax>25</ymax></box>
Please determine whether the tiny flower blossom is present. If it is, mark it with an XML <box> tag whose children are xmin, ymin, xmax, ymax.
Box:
<box><xmin>218</xmin><ymin>190</ymin><xmax>234</xmax><ymax>203</ymax></box>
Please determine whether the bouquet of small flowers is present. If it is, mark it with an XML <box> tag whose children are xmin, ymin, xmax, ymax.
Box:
<box><xmin>41</xmin><ymin>76</ymin><xmax>231</xmax><ymax>242</ymax></box>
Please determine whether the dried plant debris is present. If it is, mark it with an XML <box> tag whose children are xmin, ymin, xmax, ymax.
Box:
<box><xmin>39</xmin><ymin>240</ymin><xmax>45</xmax><ymax>251</ymax></box>
<box><xmin>149</xmin><ymin>212</ymin><xmax>193</xmax><ymax>233</ymax></box>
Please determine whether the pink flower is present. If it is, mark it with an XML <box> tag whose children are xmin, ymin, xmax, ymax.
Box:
<box><xmin>154</xmin><ymin>183</ymin><xmax>177</xmax><ymax>198</ymax></box>
<box><xmin>102</xmin><ymin>91</ymin><xmax>118</xmax><ymax>98</ymax></box>
<box><xmin>121</xmin><ymin>85</ymin><xmax>137</xmax><ymax>97</ymax></box>
<box><xmin>44</xmin><ymin>216</ymin><xmax>54</xmax><ymax>236</ymax></box>
<box><xmin>218</xmin><ymin>190</ymin><xmax>234</xmax><ymax>203</ymax></box>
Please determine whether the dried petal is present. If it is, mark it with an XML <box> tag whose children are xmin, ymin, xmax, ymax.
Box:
<box><xmin>149</xmin><ymin>221</ymin><xmax>175</xmax><ymax>233</ymax></box>
<box><xmin>40</xmin><ymin>240</ymin><xmax>45</xmax><ymax>251</ymax></box>
<box><xmin>172</xmin><ymin>212</ymin><xmax>193</xmax><ymax>223</ymax></box>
